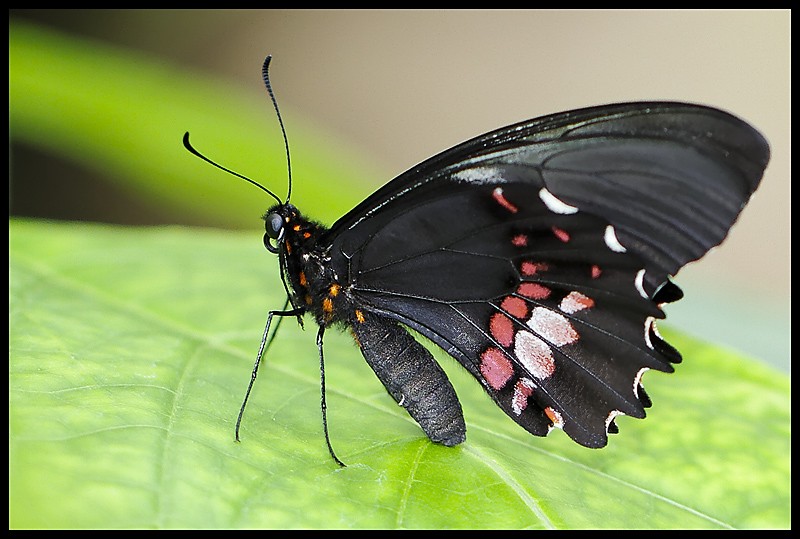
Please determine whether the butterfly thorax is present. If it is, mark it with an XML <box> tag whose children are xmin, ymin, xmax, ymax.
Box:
<box><xmin>267</xmin><ymin>203</ymin><xmax>351</xmax><ymax>328</ymax></box>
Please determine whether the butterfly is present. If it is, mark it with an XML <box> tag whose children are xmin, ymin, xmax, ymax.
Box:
<box><xmin>184</xmin><ymin>56</ymin><xmax>769</xmax><ymax>466</ymax></box>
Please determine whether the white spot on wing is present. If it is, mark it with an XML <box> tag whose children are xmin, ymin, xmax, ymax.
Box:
<box><xmin>539</xmin><ymin>188</ymin><xmax>578</xmax><ymax>214</ymax></box>
<box><xmin>511</xmin><ymin>377</ymin><xmax>536</xmax><ymax>415</ymax></box>
<box><xmin>559</xmin><ymin>291</ymin><xmax>595</xmax><ymax>314</ymax></box>
<box><xmin>606</xmin><ymin>410</ymin><xmax>625</xmax><ymax>432</ymax></box>
<box><xmin>634</xmin><ymin>367</ymin><xmax>649</xmax><ymax>399</ymax></box>
<box><xmin>652</xmin><ymin>318</ymin><xmax>664</xmax><ymax>339</ymax></box>
<box><xmin>452</xmin><ymin>166</ymin><xmax>502</xmax><ymax>184</ymax></box>
<box><xmin>527</xmin><ymin>307</ymin><xmax>578</xmax><ymax>346</ymax></box>
<box><xmin>635</xmin><ymin>269</ymin><xmax>649</xmax><ymax>299</ymax></box>
<box><xmin>644</xmin><ymin>317</ymin><xmax>656</xmax><ymax>349</ymax></box>
<box><xmin>604</xmin><ymin>225</ymin><xmax>627</xmax><ymax>253</ymax></box>
<box><xmin>514</xmin><ymin>331</ymin><xmax>555</xmax><ymax>380</ymax></box>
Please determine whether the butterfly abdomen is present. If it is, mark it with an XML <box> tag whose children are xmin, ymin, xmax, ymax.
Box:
<box><xmin>350</xmin><ymin>309</ymin><xmax>467</xmax><ymax>446</ymax></box>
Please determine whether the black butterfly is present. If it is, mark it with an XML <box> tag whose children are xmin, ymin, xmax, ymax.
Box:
<box><xmin>185</xmin><ymin>56</ymin><xmax>769</xmax><ymax>466</ymax></box>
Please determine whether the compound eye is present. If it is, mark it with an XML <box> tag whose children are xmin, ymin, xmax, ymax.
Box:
<box><xmin>265</xmin><ymin>212</ymin><xmax>284</xmax><ymax>240</ymax></box>
<box><xmin>263</xmin><ymin>212</ymin><xmax>285</xmax><ymax>254</ymax></box>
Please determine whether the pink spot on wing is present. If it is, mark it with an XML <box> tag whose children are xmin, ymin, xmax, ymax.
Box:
<box><xmin>551</xmin><ymin>226</ymin><xmax>570</xmax><ymax>242</ymax></box>
<box><xmin>480</xmin><ymin>348</ymin><xmax>514</xmax><ymax>390</ymax></box>
<box><xmin>492</xmin><ymin>187</ymin><xmax>518</xmax><ymax>213</ymax></box>
<box><xmin>591</xmin><ymin>265</ymin><xmax>602</xmax><ymax>279</ymax></box>
<box><xmin>521</xmin><ymin>261</ymin><xmax>549</xmax><ymax>276</ymax></box>
<box><xmin>517</xmin><ymin>282</ymin><xmax>551</xmax><ymax>300</ymax></box>
<box><xmin>559</xmin><ymin>291</ymin><xmax>595</xmax><ymax>314</ymax></box>
<box><xmin>500</xmin><ymin>296</ymin><xmax>528</xmax><ymax>318</ymax></box>
<box><xmin>511</xmin><ymin>378</ymin><xmax>535</xmax><ymax>415</ymax></box>
<box><xmin>514</xmin><ymin>331</ymin><xmax>556</xmax><ymax>380</ymax></box>
<box><xmin>527</xmin><ymin>307</ymin><xmax>578</xmax><ymax>346</ymax></box>
<box><xmin>512</xmin><ymin>234</ymin><xmax>528</xmax><ymax>247</ymax></box>
<box><xmin>490</xmin><ymin>312</ymin><xmax>515</xmax><ymax>347</ymax></box>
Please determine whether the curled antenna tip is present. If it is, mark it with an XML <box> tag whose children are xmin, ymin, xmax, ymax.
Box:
<box><xmin>180</xmin><ymin>130</ymin><xmax>283</xmax><ymax>206</ymax></box>
<box><xmin>260</xmin><ymin>54</ymin><xmax>293</xmax><ymax>204</ymax></box>
<box><xmin>262</xmin><ymin>55</ymin><xmax>272</xmax><ymax>79</ymax></box>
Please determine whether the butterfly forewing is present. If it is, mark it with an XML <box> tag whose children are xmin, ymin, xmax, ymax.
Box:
<box><xmin>326</xmin><ymin>103</ymin><xmax>768</xmax><ymax>282</ymax></box>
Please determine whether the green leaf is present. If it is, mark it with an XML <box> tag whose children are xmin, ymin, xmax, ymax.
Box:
<box><xmin>9</xmin><ymin>219</ymin><xmax>791</xmax><ymax>529</ymax></box>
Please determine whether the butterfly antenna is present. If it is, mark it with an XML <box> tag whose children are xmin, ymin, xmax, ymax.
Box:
<box><xmin>262</xmin><ymin>55</ymin><xmax>293</xmax><ymax>204</ymax></box>
<box><xmin>183</xmin><ymin>132</ymin><xmax>282</xmax><ymax>206</ymax></box>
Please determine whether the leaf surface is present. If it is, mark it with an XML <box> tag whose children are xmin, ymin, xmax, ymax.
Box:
<box><xmin>9</xmin><ymin>220</ymin><xmax>790</xmax><ymax>529</ymax></box>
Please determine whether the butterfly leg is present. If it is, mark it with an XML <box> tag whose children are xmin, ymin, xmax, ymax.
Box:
<box><xmin>351</xmin><ymin>312</ymin><xmax>467</xmax><ymax>446</ymax></box>
<box><xmin>235</xmin><ymin>304</ymin><xmax>305</xmax><ymax>442</ymax></box>
<box><xmin>316</xmin><ymin>326</ymin><xmax>347</xmax><ymax>467</ymax></box>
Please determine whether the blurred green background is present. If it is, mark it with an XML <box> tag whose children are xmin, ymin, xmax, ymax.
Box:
<box><xmin>9</xmin><ymin>9</ymin><xmax>790</xmax><ymax>372</ymax></box>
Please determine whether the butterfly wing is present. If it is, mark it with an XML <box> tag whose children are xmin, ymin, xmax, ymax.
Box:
<box><xmin>327</xmin><ymin>102</ymin><xmax>768</xmax><ymax>287</ymax></box>
<box><xmin>324</xmin><ymin>102</ymin><xmax>768</xmax><ymax>448</ymax></box>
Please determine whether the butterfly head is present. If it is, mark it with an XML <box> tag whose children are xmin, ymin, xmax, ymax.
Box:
<box><xmin>263</xmin><ymin>203</ymin><xmax>303</xmax><ymax>255</ymax></box>
<box><xmin>262</xmin><ymin>202</ymin><xmax>325</xmax><ymax>257</ymax></box>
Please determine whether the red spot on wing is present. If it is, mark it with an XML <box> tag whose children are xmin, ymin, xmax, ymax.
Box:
<box><xmin>480</xmin><ymin>348</ymin><xmax>514</xmax><ymax>390</ymax></box>
<box><xmin>551</xmin><ymin>226</ymin><xmax>570</xmax><ymax>242</ymax></box>
<box><xmin>591</xmin><ymin>265</ymin><xmax>602</xmax><ymax>279</ymax></box>
<box><xmin>545</xmin><ymin>406</ymin><xmax>564</xmax><ymax>428</ymax></box>
<box><xmin>489</xmin><ymin>312</ymin><xmax>515</xmax><ymax>347</ymax></box>
<box><xmin>512</xmin><ymin>234</ymin><xmax>528</xmax><ymax>247</ymax></box>
<box><xmin>518</xmin><ymin>282</ymin><xmax>551</xmax><ymax>300</ymax></box>
<box><xmin>500</xmin><ymin>296</ymin><xmax>528</xmax><ymax>318</ymax></box>
<box><xmin>521</xmin><ymin>261</ymin><xmax>549</xmax><ymax>276</ymax></box>
<box><xmin>492</xmin><ymin>187</ymin><xmax>518</xmax><ymax>213</ymax></box>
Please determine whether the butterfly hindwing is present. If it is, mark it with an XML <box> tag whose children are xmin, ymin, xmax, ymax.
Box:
<box><xmin>337</xmin><ymin>177</ymin><xmax>679</xmax><ymax>447</ymax></box>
